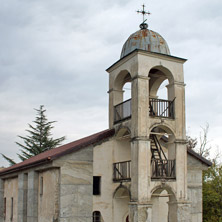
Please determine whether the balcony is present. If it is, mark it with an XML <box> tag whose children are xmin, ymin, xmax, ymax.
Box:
<box><xmin>113</xmin><ymin>159</ymin><xmax>176</xmax><ymax>182</ymax></box>
<box><xmin>114</xmin><ymin>99</ymin><xmax>131</xmax><ymax>124</ymax></box>
<box><xmin>149</xmin><ymin>98</ymin><xmax>175</xmax><ymax>119</ymax></box>
<box><xmin>151</xmin><ymin>159</ymin><xmax>176</xmax><ymax>179</ymax></box>
<box><xmin>113</xmin><ymin>98</ymin><xmax>175</xmax><ymax>124</ymax></box>
<box><xmin>113</xmin><ymin>160</ymin><xmax>131</xmax><ymax>182</ymax></box>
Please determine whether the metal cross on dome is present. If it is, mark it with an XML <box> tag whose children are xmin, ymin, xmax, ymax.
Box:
<box><xmin>137</xmin><ymin>4</ymin><xmax>151</xmax><ymax>24</ymax></box>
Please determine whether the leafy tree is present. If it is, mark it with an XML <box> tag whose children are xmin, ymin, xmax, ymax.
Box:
<box><xmin>203</xmin><ymin>162</ymin><xmax>222</xmax><ymax>222</ymax></box>
<box><xmin>187</xmin><ymin>124</ymin><xmax>222</xmax><ymax>222</ymax></box>
<box><xmin>1</xmin><ymin>105</ymin><xmax>65</xmax><ymax>166</ymax></box>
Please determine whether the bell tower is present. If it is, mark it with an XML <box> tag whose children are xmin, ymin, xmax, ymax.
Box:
<box><xmin>106</xmin><ymin>6</ymin><xmax>190</xmax><ymax>222</ymax></box>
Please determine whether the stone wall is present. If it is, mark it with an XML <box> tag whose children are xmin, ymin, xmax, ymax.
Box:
<box><xmin>0</xmin><ymin>179</ymin><xmax>4</xmax><ymax>222</ymax></box>
<box><xmin>38</xmin><ymin>168</ymin><xmax>60</xmax><ymax>222</ymax></box>
<box><xmin>53</xmin><ymin>145</ymin><xmax>93</xmax><ymax>222</ymax></box>
<box><xmin>187</xmin><ymin>154</ymin><xmax>208</xmax><ymax>222</ymax></box>
<box><xmin>4</xmin><ymin>177</ymin><xmax>18</xmax><ymax>222</ymax></box>
<box><xmin>93</xmin><ymin>139</ymin><xmax>114</xmax><ymax>222</ymax></box>
<box><xmin>93</xmin><ymin>138</ymin><xmax>132</xmax><ymax>222</ymax></box>
<box><xmin>1</xmin><ymin>144</ymin><xmax>93</xmax><ymax>222</ymax></box>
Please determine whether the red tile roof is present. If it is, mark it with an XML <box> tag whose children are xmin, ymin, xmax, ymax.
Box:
<box><xmin>0</xmin><ymin>129</ymin><xmax>115</xmax><ymax>176</ymax></box>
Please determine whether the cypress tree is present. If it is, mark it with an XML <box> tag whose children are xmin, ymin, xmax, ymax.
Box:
<box><xmin>1</xmin><ymin>105</ymin><xmax>65</xmax><ymax>166</ymax></box>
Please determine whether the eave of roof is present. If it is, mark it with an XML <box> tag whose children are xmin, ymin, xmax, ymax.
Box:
<box><xmin>0</xmin><ymin>129</ymin><xmax>115</xmax><ymax>176</ymax></box>
<box><xmin>106</xmin><ymin>49</ymin><xmax>187</xmax><ymax>72</ymax></box>
<box><xmin>187</xmin><ymin>148</ymin><xmax>212</xmax><ymax>166</ymax></box>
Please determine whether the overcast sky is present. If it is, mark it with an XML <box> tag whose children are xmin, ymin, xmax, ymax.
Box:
<box><xmin>0</xmin><ymin>0</ymin><xmax>222</xmax><ymax>166</ymax></box>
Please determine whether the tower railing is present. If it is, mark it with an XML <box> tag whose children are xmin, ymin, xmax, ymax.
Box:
<box><xmin>149</xmin><ymin>98</ymin><xmax>175</xmax><ymax>119</ymax></box>
<box><xmin>114</xmin><ymin>99</ymin><xmax>131</xmax><ymax>123</ymax></box>
<box><xmin>114</xmin><ymin>97</ymin><xmax>175</xmax><ymax>124</ymax></box>
<box><xmin>113</xmin><ymin>159</ymin><xmax>176</xmax><ymax>181</ymax></box>
<box><xmin>113</xmin><ymin>160</ymin><xmax>131</xmax><ymax>182</ymax></box>
<box><xmin>151</xmin><ymin>159</ymin><xmax>176</xmax><ymax>179</ymax></box>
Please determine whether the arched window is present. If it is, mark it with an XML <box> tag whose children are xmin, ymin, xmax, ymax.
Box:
<box><xmin>93</xmin><ymin>211</ymin><xmax>101</xmax><ymax>222</ymax></box>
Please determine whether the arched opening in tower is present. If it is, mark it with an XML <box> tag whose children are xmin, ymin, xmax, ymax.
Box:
<box><xmin>150</xmin><ymin>126</ymin><xmax>176</xmax><ymax>180</ymax></box>
<box><xmin>113</xmin><ymin>71</ymin><xmax>132</xmax><ymax>123</ymax></box>
<box><xmin>148</xmin><ymin>67</ymin><xmax>174</xmax><ymax>119</ymax></box>
<box><xmin>156</xmin><ymin>79</ymin><xmax>168</xmax><ymax>100</ymax></box>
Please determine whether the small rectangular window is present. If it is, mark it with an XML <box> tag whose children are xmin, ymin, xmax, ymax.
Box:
<box><xmin>4</xmin><ymin>198</ymin><xmax>6</xmax><ymax>220</ymax></box>
<box><xmin>40</xmin><ymin>176</ymin><xmax>43</xmax><ymax>195</ymax></box>
<box><xmin>93</xmin><ymin>176</ymin><xmax>101</xmax><ymax>195</ymax></box>
<box><xmin>93</xmin><ymin>211</ymin><xmax>101</xmax><ymax>222</ymax></box>
<box><xmin>10</xmin><ymin>197</ymin><xmax>13</xmax><ymax>221</ymax></box>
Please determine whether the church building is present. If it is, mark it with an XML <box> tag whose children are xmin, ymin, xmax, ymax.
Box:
<box><xmin>0</xmin><ymin>7</ymin><xmax>211</xmax><ymax>222</ymax></box>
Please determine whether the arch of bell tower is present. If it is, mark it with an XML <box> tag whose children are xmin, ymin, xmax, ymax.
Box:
<box><xmin>113</xmin><ymin>70</ymin><xmax>132</xmax><ymax>92</ymax></box>
<box><xmin>148</xmin><ymin>65</ymin><xmax>174</xmax><ymax>84</ymax></box>
<box><xmin>148</xmin><ymin>66</ymin><xmax>174</xmax><ymax>100</ymax></box>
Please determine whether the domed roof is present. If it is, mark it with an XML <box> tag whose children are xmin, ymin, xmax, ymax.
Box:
<box><xmin>120</xmin><ymin>28</ymin><xmax>170</xmax><ymax>58</ymax></box>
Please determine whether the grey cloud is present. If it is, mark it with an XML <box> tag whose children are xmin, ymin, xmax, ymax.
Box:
<box><xmin>0</xmin><ymin>0</ymin><xmax>222</xmax><ymax>166</ymax></box>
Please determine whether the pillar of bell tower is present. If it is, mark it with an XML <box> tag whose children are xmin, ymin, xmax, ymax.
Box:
<box><xmin>108</xmin><ymin>88</ymin><xmax>124</xmax><ymax>128</ymax></box>
<box><xmin>130</xmin><ymin>73</ymin><xmax>152</xmax><ymax>221</ymax></box>
<box><xmin>131</xmin><ymin>75</ymin><xmax>149</xmax><ymax>138</ymax></box>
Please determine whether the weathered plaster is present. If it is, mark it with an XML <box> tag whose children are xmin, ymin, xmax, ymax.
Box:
<box><xmin>4</xmin><ymin>177</ymin><xmax>18</xmax><ymax>222</ymax></box>
<box><xmin>0</xmin><ymin>179</ymin><xmax>4</xmax><ymax>222</ymax></box>
<box><xmin>54</xmin><ymin>146</ymin><xmax>93</xmax><ymax>222</ymax></box>
<box><xmin>187</xmin><ymin>154</ymin><xmax>205</xmax><ymax>222</ymax></box>
<box><xmin>38</xmin><ymin>168</ymin><xmax>59</xmax><ymax>222</ymax></box>
<box><xmin>18</xmin><ymin>173</ymin><xmax>28</xmax><ymax>222</ymax></box>
<box><xmin>27</xmin><ymin>171</ymin><xmax>38</xmax><ymax>222</ymax></box>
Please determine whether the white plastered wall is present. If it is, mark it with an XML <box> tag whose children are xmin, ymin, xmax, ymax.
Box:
<box><xmin>93</xmin><ymin>137</ymin><xmax>131</xmax><ymax>222</ymax></box>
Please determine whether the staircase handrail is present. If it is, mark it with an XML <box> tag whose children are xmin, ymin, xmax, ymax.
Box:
<box><xmin>159</xmin><ymin>97</ymin><xmax>176</xmax><ymax>117</ymax></box>
<box><xmin>152</xmin><ymin>134</ymin><xmax>167</xmax><ymax>161</ymax></box>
